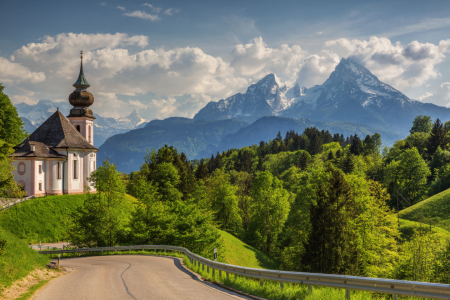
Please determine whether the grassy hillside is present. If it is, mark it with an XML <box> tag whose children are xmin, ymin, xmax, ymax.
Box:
<box><xmin>0</xmin><ymin>226</ymin><xmax>49</xmax><ymax>290</ymax></box>
<box><xmin>399</xmin><ymin>188</ymin><xmax>450</xmax><ymax>232</ymax></box>
<box><xmin>0</xmin><ymin>194</ymin><xmax>137</xmax><ymax>244</ymax></box>
<box><xmin>219</xmin><ymin>230</ymin><xmax>279</xmax><ymax>270</ymax></box>
<box><xmin>398</xmin><ymin>218</ymin><xmax>450</xmax><ymax>241</ymax></box>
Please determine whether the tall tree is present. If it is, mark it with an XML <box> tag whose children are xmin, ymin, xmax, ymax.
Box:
<box><xmin>427</xmin><ymin>118</ymin><xmax>450</xmax><ymax>156</ymax></box>
<box><xmin>249</xmin><ymin>171</ymin><xmax>290</xmax><ymax>254</ymax></box>
<box><xmin>69</xmin><ymin>159</ymin><xmax>126</xmax><ymax>247</ymax></box>
<box><xmin>301</xmin><ymin>165</ymin><xmax>357</xmax><ymax>274</ymax></box>
<box><xmin>410</xmin><ymin>115</ymin><xmax>433</xmax><ymax>134</ymax></box>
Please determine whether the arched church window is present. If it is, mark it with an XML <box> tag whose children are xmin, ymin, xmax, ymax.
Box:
<box><xmin>39</xmin><ymin>180</ymin><xmax>42</xmax><ymax>191</ymax></box>
<box><xmin>76</xmin><ymin>125</ymin><xmax>81</xmax><ymax>132</ymax></box>
<box><xmin>88</xmin><ymin>125</ymin><xmax>91</xmax><ymax>143</ymax></box>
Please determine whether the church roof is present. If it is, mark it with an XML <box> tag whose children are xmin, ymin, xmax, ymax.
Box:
<box><xmin>13</xmin><ymin>140</ymin><xmax>66</xmax><ymax>158</ymax></box>
<box><xmin>14</xmin><ymin>110</ymin><xmax>97</xmax><ymax>151</ymax></box>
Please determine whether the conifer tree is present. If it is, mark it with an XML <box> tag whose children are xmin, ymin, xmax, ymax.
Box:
<box><xmin>427</xmin><ymin>118</ymin><xmax>450</xmax><ymax>156</ymax></box>
<box><xmin>350</xmin><ymin>134</ymin><xmax>363</xmax><ymax>155</ymax></box>
<box><xmin>327</xmin><ymin>150</ymin><xmax>335</xmax><ymax>161</ymax></box>
<box><xmin>195</xmin><ymin>159</ymin><xmax>209</xmax><ymax>180</ymax></box>
<box><xmin>341</xmin><ymin>154</ymin><xmax>354</xmax><ymax>174</ymax></box>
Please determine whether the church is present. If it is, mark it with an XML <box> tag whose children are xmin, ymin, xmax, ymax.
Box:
<box><xmin>11</xmin><ymin>52</ymin><xmax>98</xmax><ymax>197</ymax></box>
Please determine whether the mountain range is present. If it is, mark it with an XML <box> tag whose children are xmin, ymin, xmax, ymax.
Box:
<box><xmin>195</xmin><ymin>58</ymin><xmax>450</xmax><ymax>136</ymax></box>
<box><xmin>15</xmin><ymin>100</ymin><xmax>148</xmax><ymax>147</ymax></box>
<box><xmin>15</xmin><ymin>58</ymin><xmax>450</xmax><ymax>173</ymax></box>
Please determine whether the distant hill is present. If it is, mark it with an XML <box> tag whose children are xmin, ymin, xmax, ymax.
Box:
<box><xmin>195</xmin><ymin>116</ymin><xmax>403</xmax><ymax>159</ymax></box>
<box><xmin>195</xmin><ymin>58</ymin><xmax>450</xmax><ymax>136</ymax></box>
<box><xmin>97</xmin><ymin>117</ymin><xmax>249</xmax><ymax>173</ymax></box>
<box><xmin>399</xmin><ymin>188</ymin><xmax>450</xmax><ymax>233</ymax></box>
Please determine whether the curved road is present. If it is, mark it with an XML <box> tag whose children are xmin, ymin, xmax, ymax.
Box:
<box><xmin>33</xmin><ymin>255</ymin><xmax>251</xmax><ymax>300</ymax></box>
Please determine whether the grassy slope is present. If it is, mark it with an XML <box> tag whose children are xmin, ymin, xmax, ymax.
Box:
<box><xmin>0</xmin><ymin>194</ymin><xmax>137</xmax><ymax>244</ymax></box>
<box><xmin>399</xmin><ymin>188</ymin><xmax>450</xmax><ymax>232</ymax></box>
<box><xmin>398</xmin><ymin>218</ymin><xmax>450</xmax><ymax>241</ymax></box>
<box><xmin>219</xmin><ymin>230</ymin><xmax>279</xmax><ymax>270</ymax></box>
<box><xmin>0</xmin><ymin>226</ymin><xmax>49</xmax><ymax>290</ymax></box>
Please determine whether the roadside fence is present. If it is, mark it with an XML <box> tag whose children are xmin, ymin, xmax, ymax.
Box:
<box><xmin>37</xmin><ymin>244</ymin><xmax>450</xmax><ymax>300</ymax></box>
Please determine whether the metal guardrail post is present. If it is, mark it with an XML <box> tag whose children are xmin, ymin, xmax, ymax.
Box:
<box><xmin>280</xmin><ymin>282</ymin><xmax>284</xmax><ymax>289</ymax></box>
<box><xmin>393</xmin><ymin>295</ymin><xmax>398</xmax><ymax>300</ymax></box>
<box><xmin>226</xmin><ymin>272</ymin><xmax>229</xmax><ymax>280</ymax></box>
<box><xmin>212</xmin><ymin>268</ymin><xmax>215</xmax><ymax>278</ymax></box>
<box><xmin>308</xmin><ymin>285</ymin><xmax>313</xmax><ymax>293</ymax></box>
<box><xmin>346</xmin><ymin>289</ymin><xmax>351</xmax><ymax>299</ymax></box>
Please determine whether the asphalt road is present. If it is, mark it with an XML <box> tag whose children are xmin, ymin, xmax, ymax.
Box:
<box><xmin>33</xmin><ymin>255</ymin><xmax>252</xmax><ymax>300</ymax></box>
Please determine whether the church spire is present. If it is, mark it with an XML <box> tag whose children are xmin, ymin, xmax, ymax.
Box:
<box><xmin>73</xmin><ymin>51</ymin><xmax>90</xmax><ymax>89</ymax></box>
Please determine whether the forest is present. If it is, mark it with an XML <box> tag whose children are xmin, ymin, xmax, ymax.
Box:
<box><xmin>72</xmin><ymin>114</ymin><xmax>450</xmax><ymax>284</ymax></box>
<box><xmin>1</xmin><ymin>82</ymin><xmax>450</xmax><ymax>284</ymax></box>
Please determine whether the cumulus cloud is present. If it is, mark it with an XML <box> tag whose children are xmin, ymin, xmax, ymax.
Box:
<box><xmin>230</xmin><ymin>37</ymin><xmax>306</xmax><ymax>86</ymax></box>
<box><xmin>117</xmin><ymin>6</ymin><xmax>126</xmax><ymax>11</ymax></box>
<box><xmin>325</xmin><ymin>36</ymin><xmax>450</xmax><ymax>88</ymax></box>
<box><xmin>0</xmin><ymin>57</ymin><xmax>45</xmax><ymax>84</ymax></box>
<box><xmin>419</xmin><ymin>82</ymin><xmax>450</xmax><ymax>107</ymax></box>
<box><xmin>296</xmin><ymin>51</ymin><xmax>340</xmax><ymax>87</ymax></box>
<box><xmin>124</xmin><ymin>10</ymin><xmax>160</xmax><ymax>21</ymax></box>
<box><xmin>3</xmin><ymin>33</ymin><xmax>450</xmax><ymax>120</ymax></box>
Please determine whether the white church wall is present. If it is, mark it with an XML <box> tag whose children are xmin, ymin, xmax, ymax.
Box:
<box><xmin>34</xmin><ymin>160</ymin><xmax>45</xmax><ymax>196</ymax></box>
<box><xmin>12</xmin><ymin>159</ymin><xmax>32</xmax><ymax>196</ymax></box>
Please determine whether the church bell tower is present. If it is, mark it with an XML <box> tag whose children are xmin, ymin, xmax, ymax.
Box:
<box><xmin>67</xmin><ymin>51</ymin><xmax>95</xmax><ymax>145</ymax></box>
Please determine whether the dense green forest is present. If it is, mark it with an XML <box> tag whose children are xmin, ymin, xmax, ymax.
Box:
<box><xmin>118</xmin><ymin>114</ymin><xmax>450</xmax><ymax>283</ymax></box>
<box><xmin>2</xmin><ymin>81</ymin><xmax>450</xmax><ymax>286</ymax></box>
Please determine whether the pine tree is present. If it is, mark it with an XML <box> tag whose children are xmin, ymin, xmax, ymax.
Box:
<box><xmin>350</xmin><ymin>134</ymin><xmax>363</xmax><ymax>155</ymax></box>
<box><xmin>301</xmin><ymin>165</ymin><xmax>356</xmax><ymax>274</ymax></box>
<box><xmin>341</xmin><ymin>155</ymin><xmax>354</xmax><ymax>174</ymax></box>
<box><xmin>195</xmin><ymin>159</ymin><xmax>209</xmax><ymax>180</ymax></box>
<box><xmin>327</xmin><ymin>150</ymin><xmax>335</xmax><ymax>161</ymax></box>
<box><xmin>427</xmin><ymin>118</ymin><xmax>450</xmax><ymax>156</ymax></box>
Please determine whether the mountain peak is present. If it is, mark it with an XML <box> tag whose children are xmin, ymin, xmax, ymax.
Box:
<box><xmin>246</xmin><ymin>73</ymin><xmax>280</xmax><ymax>95</ymax></box>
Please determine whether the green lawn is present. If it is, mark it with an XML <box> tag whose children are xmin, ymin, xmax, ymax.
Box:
<box><xmin>219</xmin><ymin>230</ymin><xmax>279</xmax><ymax>269</ymax></box>
<box><xmin>0</xmin><ymin>226</ymin><xmax>49</xmax><ymax>291</ymax></box>
<box><xmin>0</xmin><ymin>193</ymin><xmax>137</xmax><ymax>244</ymax></box>
<box><xmin>399</xmin><ymin>188</ymin><xmax>450</xmax><ymax>233</ymax></box>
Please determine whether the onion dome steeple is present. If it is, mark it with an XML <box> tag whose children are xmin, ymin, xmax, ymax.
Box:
<box><xmin>68</xmin><ymin>51</ymin><xmax>95</xmax><ymax>119</ymax></box>
<box><xmin>73</xmin><ymin>51</ymin><xmax>90</xmax><ymax>89</ymax></box>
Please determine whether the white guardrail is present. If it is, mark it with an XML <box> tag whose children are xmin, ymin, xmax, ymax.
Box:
<box><xmin>38</xmin><ymin>245</ymin><xmax>450</xmax><ymax>300</ymax></box>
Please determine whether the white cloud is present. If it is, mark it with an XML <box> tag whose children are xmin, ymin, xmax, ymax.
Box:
<box><xmin>100</xmin><ymin>2</ymin><xmax>106</xmax><ymax>6</ymax></box>
<box><xmin>296</xmin><ymin>51</ymin><xmax>340</xmax><ymax>87</ymax></box>
<box><xmin>419</xmin><ymin>82</ymin><xmax>450</xmax><ymax>107</ymax></box>
<box><xmin>164</xmin><ymin>8</ymin><xmax>179</xmax><ymax>15</ymax></box>
<box><xmin>117</xmin><ymin>6</ymin><xmax>126</xmax><ymax>11</ymax></box>
<box><xmin>0</xmin><ymin>57</ymin><xmax>45</xmax><ymax>84</ymax></box>
<box><xmin>142</xmin><ymin>3</ymin><xmax>161</xmax><ymax>14</ymax></box>
<box><xmin>230</xmin><ymin>37</ymin><xmax>306</xmax><ymax>86</ymax></box>
<box><xmin>325</xmin><ymin>36</ymin><xmax>450</xmax><ymax>88</ymax></box>
<box><xmin>4</xmin><ymin>33</ymin><xmax>450</xmax><ymax>120</ymax></box>
<box><xmin>124</xmin><ymin>10</ymin><xmax>160</xmax><ymax>21</ymax></box>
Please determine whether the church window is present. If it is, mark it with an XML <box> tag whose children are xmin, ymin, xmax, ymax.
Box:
<box><xmin>73</xmin><ymin>160</ymin><xmax>78</xmax><ymax>180</ymax></box>
<box><xmin>39</xmin><ymin>181</ymin><xmax>42</xmax><ymax>191</ymax></box>
<box><xmin>39</xmin><ymin>164</ymin><xmax>42</xmax><ymax>174</ymax></box>
<box><xmin>88</xmin><ymin>125</ymin><xmax>91</xmax><ymax>143</ymax></box>
<box><xmin>57</xmin><ymin>162</ymin><xmax>62</xmax><ymax>179</ymax></box>
<box><xmin>76</xmin><ymin>125</ymin><xmax>81</xmax><ymax>132</ymax></box>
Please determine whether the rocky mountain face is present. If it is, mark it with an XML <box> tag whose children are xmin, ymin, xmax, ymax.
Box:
<box><xmin>195</xmin><ymin>58</ymin><xmax>450</xmax><ymax>135</ymax></box>
<box><xmin>194</xmin><ymin>74</ymin><xmax>295</xmax><ymax>123</ymax></box>
<box><xmin>15</xmin><ymin>100</ymin><xmax>148</xmax><ymax>147</ymax></box>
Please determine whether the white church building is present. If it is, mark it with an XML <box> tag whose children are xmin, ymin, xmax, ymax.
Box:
<box><xmin>12</xmin><ymin>52</ymin><xmax>98</xmax><ymax>196</ymax></box>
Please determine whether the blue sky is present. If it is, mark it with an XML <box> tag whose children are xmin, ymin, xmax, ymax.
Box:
<box><xmin>1</xmin><ymin>0</ymin><xmax>450</xmax><ymax>119</ymax></box>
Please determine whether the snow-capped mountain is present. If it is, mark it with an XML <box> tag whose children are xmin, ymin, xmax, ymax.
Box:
<box><xmin>15</xmin><ymin>100</ymin><xmax>148</xmax><ymax>147</ymax></box>
<box><xmin>194</xmin><ymin>74</ymin><xmax>296</xmax><ymax>122</ymax></box>
<box><xmin>195</xmin><ymin>58</ymin><xmax>450</xmax><ymax>135</ymax></box>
